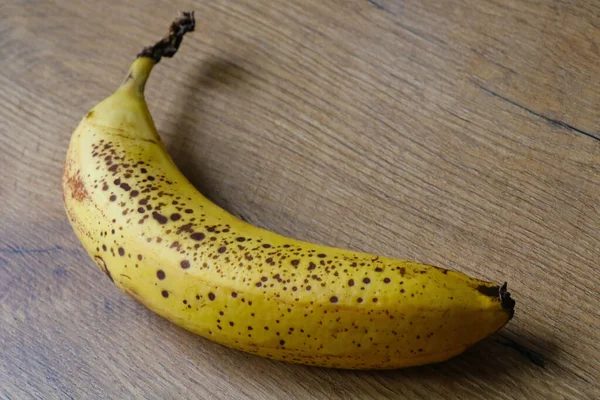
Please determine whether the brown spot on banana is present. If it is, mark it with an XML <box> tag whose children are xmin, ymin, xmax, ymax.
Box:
<box><xmin>94</xmin><ymin>255</ymin><xmax>113</xmax><ymax>283</ymax></box>
<box><xmin>63</xmin><ymin>153</ymin><xmax>89</xmax><ymax>202</ymax></box>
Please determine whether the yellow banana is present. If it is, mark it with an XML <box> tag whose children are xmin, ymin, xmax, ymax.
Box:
<box><xmin>62</xmin><ymin>12</ymin><xmax>515</xmax><ymax>369</ymax></box>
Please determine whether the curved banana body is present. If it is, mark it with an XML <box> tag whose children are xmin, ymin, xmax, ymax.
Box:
<box><xmin>62</xmin><ymin>16</ymin><xmax>514</xmax><ymax>369</ymax></box>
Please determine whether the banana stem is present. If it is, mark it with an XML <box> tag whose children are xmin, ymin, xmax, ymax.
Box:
<box><xmin>137</xmin><ymin>11</ymin><xmax>196</xmax><ymax>63</ymax></box>
<box><xmin>119</xmin><ymin>11</ymin><xmax>195</xmax><ymax>94</ymax></box>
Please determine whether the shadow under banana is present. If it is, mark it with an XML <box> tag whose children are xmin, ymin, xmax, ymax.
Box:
<box><xmin>163</xmin><ymin>56</ymin><xmax>255</xmax><ymax>223</ymax></box>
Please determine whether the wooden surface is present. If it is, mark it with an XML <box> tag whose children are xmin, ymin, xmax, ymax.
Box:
<box><xmin>1</xmin><ymin>0</ymin><xmax>599</xmax><ymax>398</ymax></box>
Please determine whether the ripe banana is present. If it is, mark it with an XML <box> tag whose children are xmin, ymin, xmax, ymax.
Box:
<box><xmin>62</xmin><ymin>12</ymin><xmax>515</xmax><ymax>369</ymax></box>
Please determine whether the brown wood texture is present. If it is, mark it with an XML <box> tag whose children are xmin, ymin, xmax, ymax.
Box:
<box><xmin>1</xmin><ymin>0</ymin><xmax>599</xmax><ymax>398</ymax></box>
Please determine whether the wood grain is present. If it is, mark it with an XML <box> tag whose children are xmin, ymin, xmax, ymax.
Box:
<box><xmin>1</xmin><ymin>0</ymin><xmax>599</xmax><ymax>398</ymax></box>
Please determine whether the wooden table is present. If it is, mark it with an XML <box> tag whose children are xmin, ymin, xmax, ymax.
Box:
<box><xmin>2</xmin><ymin>1</ymin><xmax>599</xmax><ymax>398</ymax></box>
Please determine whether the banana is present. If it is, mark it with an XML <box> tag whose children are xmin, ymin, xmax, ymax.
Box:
<box><xmin>62</xmin><ymin>11</ymin><xmax>515</xmax><ymax>369</ymax></box>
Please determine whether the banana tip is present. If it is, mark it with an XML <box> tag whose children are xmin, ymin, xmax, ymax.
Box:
<box><xmin>499</xmin><ymin>282</ymin><xmax>516</xmax><ymax>318</ymax></box>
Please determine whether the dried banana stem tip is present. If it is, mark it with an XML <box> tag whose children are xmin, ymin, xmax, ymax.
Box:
<box><xmin>137</xmin><ymin>11</ymin><xmax>195</xmax><ymax>63</ymax></box>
